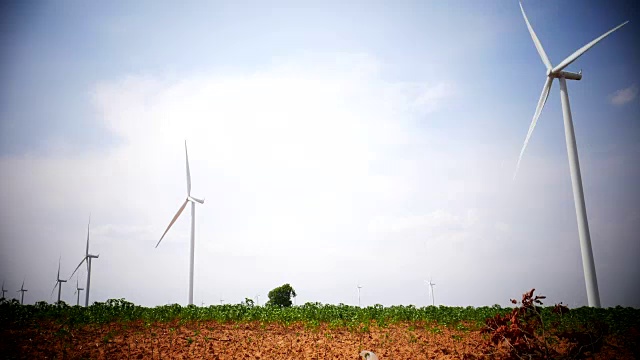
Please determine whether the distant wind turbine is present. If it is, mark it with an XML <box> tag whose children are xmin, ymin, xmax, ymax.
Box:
<box><xmin>17</xmin><ymin>280</ymin><xmax>27</xmax><ymax>305</ymax></box>
<box><xmin>51</xmin><ymin>257</ymin><xmax>67</xmax><ymax>304</ymax></box>
<box><xmin>255</xmin><ymin>294</ymin><xmax>260</xmax><ymax>306</ymax></box>
<box><xmin>155</xmin><ymin>140</ymin><xmax>205</xmax><ymax>306</ymax></box>
<box><xmin>74</xmin><ymin>278</ymin><xmax>84</xmax><ymax>306</ymax></box>
<box><xmin>69</xmin><ymin>215</ymin><xmax>99</xmax><ymax>307</ymax></box>
<box><xmin>425</xmin><ymin>278</ymin><xmax>436</xmax><ymax>306</ymax></box>
<box><xmin>515</xmin><ymin>2</ymin><xmax>628</xmax><ymax>308</ymax></box>
<box><xmin>1</xmin><ymin>281</ymin><xmax>7</xmax><ymax>299</ymax></box>
<box><xmin>357</xmin><ymin>284</ymin><xmax>363</xmax><ymax>307</ymax></box>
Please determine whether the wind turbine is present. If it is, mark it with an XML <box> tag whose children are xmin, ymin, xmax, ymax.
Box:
<box><xmin>70</xmin><ymin>216</ymin><xmax>99</xmax><ymax>307</ymax></box>
<box><xmin>74</xmin><ymin>278</ymin><xmax>84</xmax><ymax>306</ymax></box>
<box><xmin>17</xmin><ymin>280</ymin><xmax>27</xmax><ymax>305</ymax></box>
<box><xmin>155</xmin><ymin>140</ymin><xmax>205</xmax><ymax>306</ymax></box>
<box><xmin>255</xmin><ymin>294</ymin><xmax>260</xmax><ymax>306</ymax></box>
<box><xmin>425</xmin><ymin>278</ymin><xmax>436</xmax><ymax>306</ymax></box>
<box><xmin>1</xmin><ymin>281</ymin><xmax>7</xmax><ymax>299</ymax></box>
<box><xmin>357</xmin><ymin>284</ymin><xmax>363</xmax><ymax>307</ymax></box>
<box><xmin>515</xmin><ymin>2</ymin><xmax>628</xmax><ymax>308</ymax></box>
<box><xmin>50</xmin><ymin>257</ymin><xmax>67</xmax><ymax>304</ymax></box>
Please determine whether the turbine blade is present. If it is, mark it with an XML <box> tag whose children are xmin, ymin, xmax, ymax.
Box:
<box><xmin>57</xmin><ymin>257</ymin><xmax>61</xmax><ymax>280</ymax></box>
<box><xmin>519</xmin><ymin>2</ymin><xmax>552</xmax><ymax>70</ymax></box>
<box><xmin>514</xmin><ymin>76</ymin><xmax>554</xmax><ymax>179</ymax></box>
<box><xmin>156</xmin><ymin>199</ymin><xmax>189</xmax><ymax>248</ymax></box>
<box><xmin>86</xmin><ymin>215</ymin><xmax>91</xmax><ymax>256</ymax></box>
<box><xmin>51</xmin><ymin>282</ymin><xmax>58</xmax><ymax>298</ymax></box>
<box><xmin>552</xmin><ymin>21</ymin><xmax>629</xmax><ymax>73</ymax></box>
<box><xmin>185</xmin><ymin>140</ymin><xmax>192</xmax><ymax>196</ymax></box>
<box><xmin>69</xmin><ymin>257</ymin><xmax>87</xmax><ymax>280</ymax></box>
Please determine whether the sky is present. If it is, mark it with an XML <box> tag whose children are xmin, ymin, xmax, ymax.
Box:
<box><xmin>1</xmin><ymin>0</ymin><xmax>639</xmax><ymax>309</ymax></box>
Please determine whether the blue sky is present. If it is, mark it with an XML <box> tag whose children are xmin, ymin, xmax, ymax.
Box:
<box><xmin>1</xmin><ymin>0</ymin><xmax>639</xmax><ymax>308</ymax></box>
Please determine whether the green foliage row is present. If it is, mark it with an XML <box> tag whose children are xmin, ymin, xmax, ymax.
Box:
<box><xmin>1</xmin><ymin>297</ymin><xmax>638</xmax><ymax>334</ymax></box>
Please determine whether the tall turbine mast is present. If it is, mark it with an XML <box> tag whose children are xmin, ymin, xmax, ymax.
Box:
<box><xmin>156</xmin><ymin>140</ymin><xmax>205</xmax><ymax>305</ymax></box>
<box><xmin>425</xmin><ymin>278</ymin><xmax>436</xmax><ymax>306</ymax></box>
<box><xmin>516</xmin><ymin>2</ymin><xmax>628</xmax><ymax>307</ymax></box>
<box><xmin>51</xmin><ymin>257</ymin><xmax>67</xmax><ymax>304</ymax></box>
<box><xmin>1</xmin><ymin>281</ymin><xmax>7</xmax><ymax>299</ymax></box>
<box><xmin>17</xmin><ymin>280</ymin><xmax>27</xmax><ymax>305</ymax></box>
<box><xmin>70</xmin><ymin>215</ymin><xmax>99</xmax><ymax>307</ymax></box>
<box><xmin>74</xmin><ymin>277</ymin><xmax>84</xmax><ymax>306</ymax></box>
<box><xmin>357</xmin><ymin>284</ymin><xmax>363</xmax><ymax>307</ymax></box>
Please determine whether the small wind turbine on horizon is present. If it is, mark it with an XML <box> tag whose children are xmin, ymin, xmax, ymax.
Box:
<box><xmin>74</xmin><ymin>278</ymin><xmax>84</xmax><ymax>306</ymax></box>
<box><xmin>255</xmin><ymin>294</ymin><xmax>260</xmax><ymax>306</ymax></box>
<box><xmin>17</xmin><ymin>280</ymin><xmax>27</xmax><ymax>305</ymax></box>
<box><xmin>69</xmin><ymin>215</ymin><xmax>99</xmax><ymax>307</ymax></box>
<box><xmin>425</xmin><ymin>278</ymin><xmax>436</xmax><ymax>306</ymax></box>
<box><xmin>515</xmin><ymin>2</ymin><xmax>628</xmax><ymax>308</ymax></box>
<box><xmin>357</xmin><ymin>284</ymin><xmax>363</xmax><ymax>307</ymax></box>
<box><xmin>50</xmin><ymin>257</ymin><xmax>67</xmax><ymax>304</ymax></box>
<box><xmin>155</xmin><ymin>140</ymin><xmax>205</xmax><ymax>306</ymax></box>
<box><xmin>1</xmin><ymin>281</ymin><xmax>7</xmax><ymax>299</ymax></box>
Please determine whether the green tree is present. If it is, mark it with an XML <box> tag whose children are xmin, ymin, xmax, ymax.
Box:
<box><xmin>267</xmin><ymin>284</ymin><xmax>296</xmax><ymax>307</ymax></box>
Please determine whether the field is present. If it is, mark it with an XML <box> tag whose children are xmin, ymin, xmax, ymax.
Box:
<box><xmin>1</xmin><ymin>293</ymin><xmax>639</xmax><ymax>359</ymax></box>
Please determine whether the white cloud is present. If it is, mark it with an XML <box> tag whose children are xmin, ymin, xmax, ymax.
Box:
<box><xmin>368</xmin><ymin>209</ymin><xmax>478</xmax><ymax>234</ymax></box>
<box><xmin>2</xmin><ymin>51</ymin><xmax>638</xmax><ymax>309</ymax></box>
<box><xmin>609</xmin><ymin>84</ymin><xmax>638</xmax><ymax>106</ymax></box>
<box><xmin>1</xmin><ymin>53</ymin><xmax>462</xmax><ymax>307</ymax></box>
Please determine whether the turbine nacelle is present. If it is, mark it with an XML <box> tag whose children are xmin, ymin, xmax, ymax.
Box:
<box><xmin>187</xmin><ymin>196</ymin><xmax>205</xmax><ymax>204</ymax></box>
<box><xmin>551</xmin><ymin>70</ymin><xmax>582</xmax><ymax>81</ymax></box>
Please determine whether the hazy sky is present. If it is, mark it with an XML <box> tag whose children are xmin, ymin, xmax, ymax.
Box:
<box><xmin>1</xmin><ymin>0</ymin><xmax>639</xmax><ymax>308</ymax></box>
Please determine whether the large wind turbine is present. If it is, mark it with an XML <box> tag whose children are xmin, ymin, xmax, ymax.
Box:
<box><xmin>51</xmin><ymin>257</ymin><xmax>67</xmax><ymax>304</ymax></box>
<box><xmin>70</xmin><ymin>216</ymin><xmax>99</xmax><ymax>307</ymax></box>
<box><xmin>17</xmin><ymin>280</ymin><xmax>27</xmax><ymax>305</ymax></box>
<box><xmin>156</xmin><ymin>140</ymin><xmax>205</xmax><ymax>305</ymax></box>
<box><xmin>1</xmin><ymin>281</ymin><xmax>7</xmax><ymax>299</ymax></box>
<box><xmin>425</xmin><ymin>278</ymin><xmax>436</xmax><ymax>306</ymax></box>
<box><xmin>74</xmin><ymin>278</ymin><xmax>84</xmax><ymax>306</ymax></box>
<box><xmin>515</xmin><ymin>2</ymin><xmax>628</xmax><ymax>308</ymax></box>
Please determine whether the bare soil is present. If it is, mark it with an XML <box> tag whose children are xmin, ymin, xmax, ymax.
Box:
<box><xmin>1</xmin><ymin>320</ymin><xmax>636</xmax><ymax>359</ymax></box>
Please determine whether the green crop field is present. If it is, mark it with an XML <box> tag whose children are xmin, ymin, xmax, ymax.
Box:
<box><xmin>2</xmin><ymin>296</ymin><xmax>639</xmax><ymax>359</ymax></box>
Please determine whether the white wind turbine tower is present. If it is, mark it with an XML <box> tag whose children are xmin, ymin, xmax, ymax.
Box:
<box><xmin>70</xmin><ymin>216</ymin><xmax>99</xmax><ymax>307</ymax></box>
<box><xmin>51</xmin><ymin>257</ymin><xmax>67</xmax><ymax>304</ymax></box>
<box><xmin>425</xmin><ymin>278</ymin><xmax>436</xmax><ymax>306</ymax></box>
<box><xmin>515</xmin><ymin>2</ymin><xmax>628</xmax><ymax>308</ymax></box>
<box><xmin>74</xmin><ymin>278</ymin><xmax>84</xmax><ymax>306</ymax></box>
<box><xmin>357</xmin><ymin>284</ymin><xmax>363</xmax><ymax>307</ymax></box>
<box><xmin>1</xmin><ymin>281</ymin><xmax>7</xmax><ymax>299</ymax></box>
<box><xmin>155</xmin><ymin>140</ymin><xmax>205</xmax><ymax>306</ymax></box>
<box><xmin>17</xmin><ymin>280</ymin><xmax>27</xmax><ymax>305</ymax></box>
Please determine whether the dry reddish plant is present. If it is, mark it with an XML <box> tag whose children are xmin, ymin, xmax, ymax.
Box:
<box><xmin>481</xmin><ymin>288</ymin><xmax>613</xmax><ymax>360</ymax></box>
<box><xmin>482</xmin><ymin>288</ymin><xmax>557</xmax><ymax>359</ymax></box>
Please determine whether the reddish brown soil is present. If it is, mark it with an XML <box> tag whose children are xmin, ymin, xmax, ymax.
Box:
<box><xmin>1</xmin><ymin>321</ymin><xmax>636</xmax><ymax>359</ymax></box>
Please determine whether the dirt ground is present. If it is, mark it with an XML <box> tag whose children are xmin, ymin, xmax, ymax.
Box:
<box><xmin>1</xmin><ymin>320</ymin><xmax>636</xmax><ymax>359</ymax></box>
